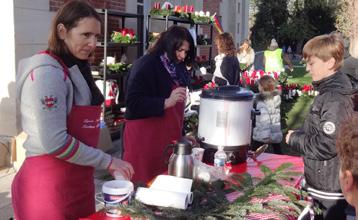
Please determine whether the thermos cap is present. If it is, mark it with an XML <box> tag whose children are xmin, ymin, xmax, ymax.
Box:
<box><xmin>174</xmin><ymin>138</ymin><xmax>192</xmax><ymax>155</ymax></box>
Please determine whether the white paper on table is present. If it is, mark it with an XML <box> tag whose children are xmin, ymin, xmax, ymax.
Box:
<box><xmin>150</xmin><ymin>175</ymin><xmax>193</xmax><ymax>203</ymax></box>
<box><xmin>135</xmin><ymin>187</ymin><xmax>190</xmax><ymax>209</ymax></box>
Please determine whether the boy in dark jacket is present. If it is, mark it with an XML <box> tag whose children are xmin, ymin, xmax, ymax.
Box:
<box><xmin>286</xmin><ymin>33</ymin><xmax>355</xmax><ymax>220</ymax></box>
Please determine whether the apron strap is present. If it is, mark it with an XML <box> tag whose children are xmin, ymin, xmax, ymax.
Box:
<box><xmin>38</xmin><ymin>50</ymin><xmax>69</xmax><ymax>81</ymax></box>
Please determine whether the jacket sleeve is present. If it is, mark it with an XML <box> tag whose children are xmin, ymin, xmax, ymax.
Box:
<box><xmin>249</xmin><ymin>49</ymin><xmax>255</xmax><ymax>66</ymax></box>
<box><xmin>21</xmin><ymin>66</ymin><xmax>111</xmax><ymax>170</ymax></box>
<box><xmin>125</xmin><ymin>58</ymin><xmax>166</xmax><ymax>118</ymax></box>
<box><xmin>220</xmin><ymin>57</ymin><xmax>236</xmax><ymax>85</ymax></box>
<box><xmin>289</xmin><ymin>94</ymin><xmax>351</xmax><ymax>160</ymax></box>
<box><xmin>253</xmin><ymin>102</ymin><xmax>271</xmax><ymax>142</ymax></box>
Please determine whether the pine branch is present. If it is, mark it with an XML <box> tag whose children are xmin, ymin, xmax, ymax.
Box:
<box><xmin>117</xmin><ymin>162</ymin><xmax>311</xmax><ymax>219</ymax></box>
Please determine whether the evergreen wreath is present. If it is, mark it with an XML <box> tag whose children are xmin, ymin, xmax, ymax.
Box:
<box><xmin>117</xmin><ymin>163</ymin><xmax>311</xmax><ymax>219</ymax></box>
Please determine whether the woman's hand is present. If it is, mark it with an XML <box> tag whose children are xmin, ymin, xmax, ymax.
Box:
<box><xmin>164</xmin><ymin>87</ymin><xmax>187</xmax><ymax>109</ymax></box>
<box><xmin>108</xmin><ymin>157</ymin><xmax>134</xmax><ymax>180</ymax></box>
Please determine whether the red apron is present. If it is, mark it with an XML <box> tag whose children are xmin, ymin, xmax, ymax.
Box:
<box><xmin>12</xmin><ymin>51</ymin><xmax>102</xmax><ymax>220</ymax></box>
<box><xmin>123</xmin><ymin>99</ymin><xmax>184</xmax><ymax>183</ymax></box>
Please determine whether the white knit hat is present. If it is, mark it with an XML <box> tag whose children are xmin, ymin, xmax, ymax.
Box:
<box><xmin>269</xmin><ymin>38</ymin><xmax>278</xmax><ymax>50</ymax></box>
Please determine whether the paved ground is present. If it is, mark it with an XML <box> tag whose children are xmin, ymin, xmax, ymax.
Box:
<box><xmin>0</xmin><ymin>140</ymin><xmax>123</xmax><ymax>220</ymax></box>
<box><xmin>0</xmin><ymin>167</ymin><xmax>15</xmax><ymax>220</ymax></box>
<box><xmin>0</xmin><ymin>165</ymin><xmax>116</xmax><ymax>220</ymax></box>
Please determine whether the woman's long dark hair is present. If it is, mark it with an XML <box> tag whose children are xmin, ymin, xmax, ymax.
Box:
<box><xmin>48</xmin><ymin>0</ymin><xmax>101</xmax><ymax>56</ymax></box>
<box><xmin>148</xmin><ymin>25</ymin><xmax>195</xmax><ymax>65</ymax></box>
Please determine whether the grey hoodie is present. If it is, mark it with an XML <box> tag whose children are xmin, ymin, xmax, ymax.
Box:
<box><xmin>17</xmin><ymin>53</ymin><xmax>111</xmax><ymax>169</ymax></box>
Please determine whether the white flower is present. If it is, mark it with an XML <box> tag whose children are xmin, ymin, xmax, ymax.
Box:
<box><xmin>102</xmin><ymin>56</ymin><xmax>116</xmax><ymax>65</ymax></box>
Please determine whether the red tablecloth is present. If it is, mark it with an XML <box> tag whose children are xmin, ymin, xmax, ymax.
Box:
<box><xmin>83</xmin><ymin>153</ymin><xmax>304</xmax><ymax>220</ymax></box>
<box><xmin>232</xmin><ymin>153</ymin><xmax>303</xmax><ymax>187</ymax></box>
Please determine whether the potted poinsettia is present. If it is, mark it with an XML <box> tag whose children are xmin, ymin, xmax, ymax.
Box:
<box><xmin>111</xmin><ymin>28</ymin><xmax>137</xmax><ymax>44</ymax></box>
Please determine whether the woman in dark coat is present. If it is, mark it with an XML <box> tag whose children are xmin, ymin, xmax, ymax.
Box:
<box><xmin>212</xmin><ymin>32</ymin><xmax>240</xmax><ymax>86</ymax></box>
<box><xmin>123</xmin><ymin>26</ymin><xmax>195</xmax><ymax>183</ymax></box>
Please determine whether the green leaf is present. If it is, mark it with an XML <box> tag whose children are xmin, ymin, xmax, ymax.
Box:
<box><xmin>260</xmin><ymin>165</ymin><xmax>273</xmax><ymax>176</ymax></box>
<box><xmin>275</xmin><ymin>163</ymin><xmax>293</xmax><ymax>172</ymax></box>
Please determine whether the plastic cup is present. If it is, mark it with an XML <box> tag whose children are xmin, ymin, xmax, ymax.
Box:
<box><xmin>192</xmin><ymin>147</ymin><xmax>205</xmax><ymax>161</ymax></box>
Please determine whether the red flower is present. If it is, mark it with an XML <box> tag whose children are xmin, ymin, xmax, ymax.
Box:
<box><xmin>259</xmin><ymin>70</ymin><xmax>265</xmax><ymax>77</ymax></box>
<box><xmin>273</xmin><ymin>72</ymin><xmax>278</xmax><ymax>79</ymax></box>
<box><xmin>121</xmin><ymin>29</ymin><xmax>127</xmax><ymax>36</ymax></box>
<box><xmin>250</xmin><ymin>79</ymin><xmax>255</xmax><ymax>86</ymax></box>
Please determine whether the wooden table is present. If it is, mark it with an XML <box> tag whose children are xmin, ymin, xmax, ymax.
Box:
<box><xmin>82</xmin><ymin>153</ymin><xmax>304</xmax><ymax>220</ymax></box>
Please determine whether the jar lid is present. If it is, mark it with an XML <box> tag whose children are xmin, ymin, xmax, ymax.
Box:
<box><xmin>102</xmin><ymin>180</ymin><xmax>134</xmax><ymax>195</ymax></box>
<box><xmin>201</xmin><ymin>85</ymin><xmax>253</xmax><ymax>101</ymax></box>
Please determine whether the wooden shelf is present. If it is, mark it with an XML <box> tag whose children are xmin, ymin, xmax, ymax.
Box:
<box><xmin>149</xmin><ymin>15</ymin><xmax>191</xmax><ymax>24</ymax></box>
<box><xmin>96</xmin><ymin>9</ymin><xmax>144</xmax><ymax>18</ymax></box>
<box><xmin>197</xmin><ymin>44</ymin><xmax>213</xmax><ymax>47</ymax></box>
<box><xmin>93</xmin><ymin>73</ymin><xmax>125</xmax><ymax>80</ymax></box>
<box><xmin>105</xmin><ymin>103</ymin><xmax>126</xmax><ymax>110</ymax></box>
<box><xmin>96</xmin><ymin>42</ymin><xmax>143</xmax><ymax>47</ymax></box>
<box><xmin>146</xmin><ymin>14</ymin><xmax>214</xmax><ymax>66</ymax></box>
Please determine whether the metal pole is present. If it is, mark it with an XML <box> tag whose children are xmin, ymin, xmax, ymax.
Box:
<box><xmin>102</xmin><ymin>9</ymin><xmax>108</xmax><ymax>116</ymax></box>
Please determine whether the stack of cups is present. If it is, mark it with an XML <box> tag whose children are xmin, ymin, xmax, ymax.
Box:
<box><xmin>102</xmin><ymin>180</ymin><xmax>134</xmax><ymax>218</ymax></box>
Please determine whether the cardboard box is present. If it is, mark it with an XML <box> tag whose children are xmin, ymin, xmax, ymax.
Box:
<box><xmin>0</xmin><ymin>136</ymin><xmax>16</xmax><ymax>169</ymax></box>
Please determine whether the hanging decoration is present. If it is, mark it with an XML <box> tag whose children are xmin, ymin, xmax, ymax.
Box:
<box><xmin>211</xmin><ymin>13</ymin><xmax>223</xmax><ymax>34</ymax></box>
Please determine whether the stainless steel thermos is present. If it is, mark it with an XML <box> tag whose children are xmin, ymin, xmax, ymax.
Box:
<box><xmin>167</xmin><ymin>137</ymin><xmax>194</xmax><ymax>179</ymax></box>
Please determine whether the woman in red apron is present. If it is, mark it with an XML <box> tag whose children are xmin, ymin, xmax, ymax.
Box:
<box><xmin>12</xmin><ymin>1</ymin><xmax>133</xmax><ymax>219</ymax></box>
<box><xmin>123</xmin><ymin>26</ymin><xmax>195</xmax><ymax>183</ymax></box>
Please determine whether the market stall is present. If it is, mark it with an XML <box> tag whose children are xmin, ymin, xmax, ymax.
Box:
<box><xmin>83</xmin><ymin>153</ymin><xmax>305</xmax><ymax>220</ymax></box>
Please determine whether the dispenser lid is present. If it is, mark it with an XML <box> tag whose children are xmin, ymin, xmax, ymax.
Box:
<box><xmin>201</xmin><ymin>85</ymin><xmax>253</xmax><ymax>101</ymax></box>
<box><xmin>174</xmin><ymin>137</ymin><xmax>192</xmax><ymax>155</ymax></box>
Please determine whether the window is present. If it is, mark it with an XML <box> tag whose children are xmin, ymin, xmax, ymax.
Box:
<box><xmin>237</xmin><ymin>2</ymin><xmax>241</xmax><ymax>14</ymax></box>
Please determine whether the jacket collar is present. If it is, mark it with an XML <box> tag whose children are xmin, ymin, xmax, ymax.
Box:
<box><xmin>312</xmin><ymin>71</ymin><xmax>352</xmax><ymax>94</ymax></box>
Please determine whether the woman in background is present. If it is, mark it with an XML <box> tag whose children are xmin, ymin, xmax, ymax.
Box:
<box><xmin>237</xmin><ymin>39</ymin><xmax>255</xmax><ymax>71</ymax></box>
<box><xmin>124</xmin><ymin>25</ymin><xmax>195</xmax><ymax>183</ymax></box>
<box><xmin>212</xmin><ymin>32</ymin><xmax>240</xmax><ymax>86</ymax></box>
<box><xmin>264</xmin><ymin>38</ymin><xmax>293</xmax><ymax>74</ymax></box>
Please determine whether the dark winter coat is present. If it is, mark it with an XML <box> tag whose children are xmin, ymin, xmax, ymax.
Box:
<box><xmin>213</xmin><ymin>54</ymin><xmax>240</xmax><ymax>86</ymax></box>
<box><xmin>289</xmin><ymin>72</ymin><xmax>354</xmax><ymax>199</ymax></box>
<box><xmin>125</xmin><ymin>53</ymin><xmax>189</xmax><ymax>120</ymax></box>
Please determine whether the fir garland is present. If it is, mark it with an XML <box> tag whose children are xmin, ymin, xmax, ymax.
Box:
<box><xmin>117</xmin><ymin>163</ymin><xmax>310</xmax><ymax>219</ymax></box>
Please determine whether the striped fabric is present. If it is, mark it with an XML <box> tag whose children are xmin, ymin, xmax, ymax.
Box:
<box><xmin>306</xmin><ymin>187</ymin><xmax>345</xmax><ymax>200</ymax></box>
<box><xmin>50</xmin><ymin>135</ymin><xmax>80</xmax><ymax>161</ymax></box>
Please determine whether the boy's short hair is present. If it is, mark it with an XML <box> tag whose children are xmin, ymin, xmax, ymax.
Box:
<box><xmin>336</xmin><ymin>113</ymin><xmax>358</xmax><ymax>186</ymax></box>
<box><xmin>303</xmin><ymin>33</ymin><xmax>344</xmax><ymax>71</ymax></box>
